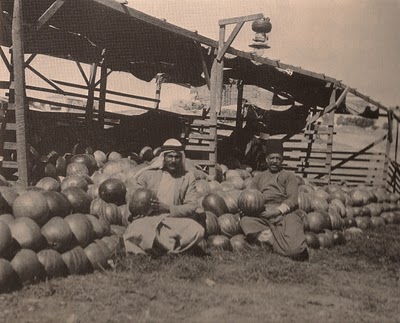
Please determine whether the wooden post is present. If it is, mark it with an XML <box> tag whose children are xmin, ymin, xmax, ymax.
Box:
<box><xmin>154</xmin><ymin>73</ymin><xmax>164</xmax><ymax>109</ymax></box>
<box><xmin>215</xmin><ymin>25</ymin><xmax>225</xmax><ymax>113</ymax></box>
<box><xmin>383</xmin><ymin>110</ymin><xmax>393</xmax><ymax>188</ymax></box>
<box><xmin>85</xmin><ymin>63</ymin><xmax>97</xmax><ymax>140</ymax></box>
<box><xmin>235</xmin><ymin>80</ymin><xmax>244</xmax><ymax>132</ymax></box>
<box><xmin>98</xmin><ymin>64</ymin><xmax>108</xmax><ymax>131</ymax></box>
<box><xmin>208</xmin><ymin>59</ymin><xmax>218</xmax><ymax>178</ymax></box>
<box><xmin>12</xmin><ymin>0</ymin><xmax>29</xmax><ymax>185</ymax></box>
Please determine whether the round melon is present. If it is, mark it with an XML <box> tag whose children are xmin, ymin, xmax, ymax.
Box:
<box><xmin>36</xmin><ymin>177</ymin><xmax>61</xmax><ymax>192</ymax></box>
<box><xmin>41</xmin><ymin>217</ymin><xmax>74</xmax><ymax>253</ymax></box>
<box><xmin>9</xmin><ymin>217</ymin><xmax>45</xmax><ymax>251</ymax></box>
<box><xmin>237</xmin><ymin>189</ymin><xmax>265</xmax><ymax>217</ymax></box>
<box><xmin>90</xmin><ymin>198</ymin><xmax>122</xmax><ymax>226</ymax></box>
<box><xmin>305</xmin><ymin>212</ymin><xmax>329</xmax><ymax>233</ymax></box>
<box><xmin>243</xmin><ymin>177</ymin><xmax>257</xmax><ymax>190</ymax></box>
<box><xmin>227</xmin><ymin>176</ymin><xmax>244</xmax><ymax>190</ymax></box>
<box><xmin>12</xmin><ymin>191</ymin><xmax>50</xmax><ymax>226</ymax></box>
<box><xmin>61</xmin><ymin>187</ymin><xmax>92</xmax><ymax>214</ymax></box>
<box><xmin>205</xmin><ymin>211</ymin><xmax>220</xmax><ymax>237</ymax></box>
<box><xmin>230</xmin><ymin>234</ymin><xmax>250</xmax><ymax>251</ymax></box>
<box><xmin>0</xmin><ymin>187</ymin><xmax>19</xmax><ymax>214</ymax></box>
<box><xmin>0</xmin><ymin>221</ymin><xmax>13</xmax><ymax>257</ymax></box>
<box><xmin>217</xmin><ymin>213</ymin><xmax>241</xmax><ymax>238</ymax></box>
<box><xmin>311</xmin><ymin>196</ymin><xmax>329</xmax><ymax>212</ymax></box>
<box><xmin>37</xmin><ymin>249</ymin><xmax>68</xmax><ymax>279</ymax></box>
<box><xmin>221</xmin><ymin>190</ymin><xmax>242</xmax><ymax>214</ymax></box>
<box><xmin>61</xmin><ymin>175</ymin><xmax>89</xmax><ymax>192</ymax></box>
<box><xmin>66</xmin><ymin>162</ymin><xmax>89</xmax><ymax>176</ymax></box>
<box><xmin>42</xmin><ymin>191</ymin><xmax>72</xmax><ymax>218</ymax></box>
<box><xmin>317</xmin><ymin>232</ymin><xmax>333</xmax><ymax>249</ymax></box>
<box><xmin>62</xmin><ymin>246</ymin><xmax>93</xmax><ymax>275</ymax></box>
<box><xmin>101</xmin><ymin>235</ymin><xmax>122</xmax><ymax>255</ymax></box>
<box><xmin>98</xmin><ymin>178</ymin><xmax>126</xmax><ymax>206</ymax></box>
<box><xmin>84</xmin><ymin>242</ymin><xmax>109</xmax><ymax>271</ymax></box>
<box><xmin>94</xmin><ymin>150</ymin><xmax>107</xmax><ymax>165</ymax></box>
<box><xmin>195</xmin><ymin>179</ymin><xmax>211</xmax><ymax>197</ymax></box>
<box><xmin>11</xmin><ymin>249</ymin><xmax>44</xmax><ymax>284</ymax></box>
<box><xmin>202</xmin><ymin>193</ymin><xmax>229</xmax><ymax>217</ymax></box>
<box><xmin>208</xmin><ymin>180</ymin><xmax>222</xmax><ymax>192</ymax></box>
<box><xmin>65</xmin><ymin>213</ymin><xmax>94</xmax><ymax>248</ymax></box>
<box><xmin>0</xmin><ymin>259</ymin><xmax>21</xmax><ymax>293</ymax></box>
<box><xmin>220</xmin><ymin>181</ymin><xmax>236</xmax><ymax>192</ymax></box>
<box><xmin>305</xmin><ymin>231</ymin><xmax>320</xmax><ymax>249</ymax></box>
<box><xmin>207</xmin><ymin>235</ymin><xmax>232</xmax><ymax>251</ymax></box>
<box><xmin>85</xmin><ymin>214</ymin><xmax>111</xmax><ymax>239</ymax></box>
<box><xmin>355</xmin><ymin>216</ymin><xmax>371</xmax><ymax>230</ymax></box>
<box><xmin>69</xmin><ymin>154</ymin><xmax>98</xmax><ymax>175</ymax></box>
<box><xmin>128</xmin><ymin>188</ymin><xmax>157</xmax><ymax>217</ymax></box>
<box><xmin>0</xmin><ymin>213</ymin><xmax>15</xmax><ymax>225</ymax></box>
<box><xmin>332</xmin><ymin>230</ymin><xmax>347</xmax><ymax>246</ymax></box>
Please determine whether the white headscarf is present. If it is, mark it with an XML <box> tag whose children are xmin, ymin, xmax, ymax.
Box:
<box><xmin>133</xmin><ymin>139</ymin><xmax>193</xmax><ymax>179</ymax></box>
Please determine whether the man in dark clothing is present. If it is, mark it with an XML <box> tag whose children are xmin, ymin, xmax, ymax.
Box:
<box><xmin>240</xmin><ymin>139</ymin><xmax>308</xmax><ymax>260</ymax></box>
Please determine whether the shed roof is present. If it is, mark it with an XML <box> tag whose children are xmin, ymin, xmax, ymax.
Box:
<box><xmin>0</xmin><ymin>0</ymin><xmax>390</xmax><ymax>114</ymax></box>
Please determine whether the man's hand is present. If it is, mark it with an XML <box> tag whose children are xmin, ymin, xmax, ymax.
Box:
<box><xmin>150</xmin><ymin>199</ymin><xmax>170</xmax><ymax>214</ymax></box>
<box><xmin>259</xmin><ymin>206</ymin><xmax>281</xmax><ymax>220</ymax></box>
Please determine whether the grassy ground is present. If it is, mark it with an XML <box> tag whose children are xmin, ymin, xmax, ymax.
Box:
<box><xmin>1</xmin><ymin>225</ymin><xmax>400</xmax><ymax>323</ymax></box>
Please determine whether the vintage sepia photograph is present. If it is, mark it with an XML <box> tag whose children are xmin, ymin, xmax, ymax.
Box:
<box><xmin>0</xmin><ymin>0</ymin><xmax>399</xmax><ymax>322</ymax></box>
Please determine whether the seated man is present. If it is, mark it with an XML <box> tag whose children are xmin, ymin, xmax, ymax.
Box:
<box><xmin>123</xmin><ymin>139</ymin><xmax>205</xmax><ymax>255</ymax></box>
<box><xmin>240</xmin><ymin>139</ymin><xmax>308</xmax><ymax>260</ymax></box>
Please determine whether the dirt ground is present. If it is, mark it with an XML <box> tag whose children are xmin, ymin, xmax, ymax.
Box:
<box><xmin>1</xmin><ymin>225</ymin><xmax>400</xmax><ymax>323</ymax></box>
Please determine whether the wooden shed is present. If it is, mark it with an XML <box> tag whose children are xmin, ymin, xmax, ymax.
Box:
<box><xmin>0</xmin><ymin>0</ymin><xmax>398</xmax><ymax>192</ymax></box>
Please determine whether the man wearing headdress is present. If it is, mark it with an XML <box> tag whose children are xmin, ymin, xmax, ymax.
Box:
<box><xmin>240</xmin><ymin>139</ymin><xmax>308</xmax><ymax>260</ymax></box>
<box><xmin>123</xmin><ymin>139</ymin><xmax>205</xmax><ymax>255</ymax></box>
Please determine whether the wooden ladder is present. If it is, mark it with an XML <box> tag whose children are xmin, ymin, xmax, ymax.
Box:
<box><xmin>182</xmin><ymin>117</ymin><xmax>217</xmax><ymax>173</ymax></box>
<box><xmin>0</xmin><ymin>96</ymin><xmax>19</xmax><ymax>179</ymax></box>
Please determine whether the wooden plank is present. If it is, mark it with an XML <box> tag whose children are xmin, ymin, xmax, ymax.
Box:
<box><xmin>190</xmin><ymin>159</ymin><xmax>215</xmax><ymax>166</ymax></box>
<box><xmin>2</xmin><ymin>160</ymin><xmax>18</xmax><ymax>169</ymax></box>
<box><xmin>4</xmin><ymin>141</ymin><xmax>17</xmax><ymax>150</ymax></box>
<box><xmin>192</xmin><ymin>119</ymin><xmax>211</xmax><ymax>126</ymax></box>
<box><xmin>188</xmin><ymin>133</ymin><xmax>214</xmax><ymax>140</ymax></box>
<box><xmin>0</xmin><ymin>81</ymin><xmax>11</xmax><ymax>89</ymax></box>
<box><xmin>185</xmin><ymin>143</ymin><xmax>215</xmax><ymax>152</ymax></box>
<box><xmin>215</xmin><ymin>25</ymin><xmax>225</xmax><ymax>113</ymax></box>
<box><xmin>5</xmin><ymin>123</ymin><xmax>16</xmax><ymax>131</ymax></box>
<box><xmin>219</xmin><ymin>13</ymin><xmax>264</xmax><ymax>26</ymax></box>
<box><xmin>12</xmin><ymin>0</ymin><xmax>29</xmax><ymax>185</ymax></box>
<box><xmin>37</xmin><ymin>0</ymin><xmax>67</xmax><ymax>30</ymax></box>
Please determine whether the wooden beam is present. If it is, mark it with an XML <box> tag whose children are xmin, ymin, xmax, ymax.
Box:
<box><xmin>0</xmin><ymin>47</ymin><xmax>11</xmax><ymax>73</ymax></box>
<box><xmin>94</xmin><ymin>70</ymin><xmax>112</xmax><ymax>88</ymax></box>
<box><xmin>37</xmin><ymin>0</ymin><xmax>67</xmax><ymax>31</ymax></box>
<box><xmin>196</xmin><ymin>43</ymin><xmax>210</xmax><ymax>90</ymax></box>
<box><xmin>12</xmin><ymin>0</ymin><xmax>29</xmax><ymax>185</ymax></box>
<box><xmin>26</xmin><ymin>65</ymin><xmax>65</xmax><ymax>95</ymax></box>
<box><xmin>330</xmin><ymin>135</ymin><xmax>387</xmax><ymax>174</ymax></box>
<box><xmin>24</xmin><ymin>53</ymin><xmax>37</xmax><ymax>67</ymax></box>
<box><xmin>218</xmin><ymin>13</ymin><xmax>264</xmax><ymax>26</ymax></box>
<box><xmin>75</xmin><ymin>61</ymin><xmax>90</xmax><ymax>86</ymax></box>
<box><xmin>216</xmin><ymin>21</ymin><xmax>244</xmax><ymax>62</ymax></box>
<box><xmin>306</xmin><ymin>86</ymin><xmax>350</xmax><ymax>126</ymax></box>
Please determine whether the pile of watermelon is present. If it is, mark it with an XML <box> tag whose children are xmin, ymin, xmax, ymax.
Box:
<box><xmin>1</xmin><ymin>144</ymin><xmax>399</xmax><ymax>293</ymax></box>
<box><xmin>193</xmin><ymin>167</ymin><xmax>400</xmax><ymax>251</ymax></box>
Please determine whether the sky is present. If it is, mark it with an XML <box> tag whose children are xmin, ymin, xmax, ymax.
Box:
<box><xmin>1</xmin><ymin>0</ymin><xmax>399</xmax><ymax>108</ymax></box>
